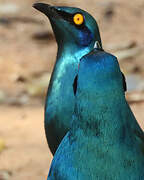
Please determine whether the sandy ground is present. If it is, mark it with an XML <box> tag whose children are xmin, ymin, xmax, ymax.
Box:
<box><xmin>0</xmin><ymin>105</ymin><xmax>52</xmax><ymax>180</ymax></box>
<box><xmin>0</xmin><ymin>102</ymin><xmax>144</xmax><ymax>180</ymax></box>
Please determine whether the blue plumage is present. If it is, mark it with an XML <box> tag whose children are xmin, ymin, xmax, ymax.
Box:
<box><xmin>33</xmin><ymin>3</ymin><xmax>102</xmax><ymax>155</ymax></box>
<box><xmin>47</xmin><ymin>49</ymin><xmax>144</xmax><ymax>179</ymax></box>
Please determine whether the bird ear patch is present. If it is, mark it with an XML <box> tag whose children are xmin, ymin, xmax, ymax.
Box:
<box><xmin>73</xmin><ymin>13</ymin><xmax>84</xmax><ymax>25</ymax></box>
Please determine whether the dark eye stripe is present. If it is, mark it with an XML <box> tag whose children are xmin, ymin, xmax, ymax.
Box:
<box><xmin>55</xmin><ymin>10</ymin><xmax>85</xmax><ymax>28</ymax></box>
<box><xmin>56</xmin><ymin>9</ymin><xmax>73</xmax><ymax>22</ymax></box>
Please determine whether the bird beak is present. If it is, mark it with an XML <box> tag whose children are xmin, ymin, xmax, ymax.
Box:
<box><xmin>33</xmin><ymin>3</ymin><xmax>59</xmax><ymax>19</ymax></box>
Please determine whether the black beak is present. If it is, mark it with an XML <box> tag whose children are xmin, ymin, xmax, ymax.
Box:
<box><xmin>33</xmin><ymin>3</ymin><xmax>74</xmax><ymax>22</ymax></box>
<box><xmin>33</xmin><ymin>3</ymin><xmax>50</xmax><ymax>13</ymax></box>
<box><xmin>33</xmin><ymin>3</ymin><xmax>59</xmax><ymax>18</ymax></box>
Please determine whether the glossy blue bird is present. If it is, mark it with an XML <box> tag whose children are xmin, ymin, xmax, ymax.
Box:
<box><xmin>33</xmin><ymin>3</ymin><xmax>102</xmax><ymax>155</ymax></box>
<box><xmin>47</xmin><ymin>48</ymin><xmax>144</xmax><ymax>179</ymax></box>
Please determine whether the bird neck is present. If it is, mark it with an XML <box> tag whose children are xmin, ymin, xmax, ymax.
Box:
<box><xmin>56</xmin><ymin>41</ymin><xmax>94</xmax><ymax>64</ymax></box>
<box><xmin>51</xmin><ymin>23</ymin><xmax>96</xmax><ymax>57</ymax></box>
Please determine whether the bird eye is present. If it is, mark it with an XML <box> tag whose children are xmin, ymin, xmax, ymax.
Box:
<box><xmin>73</xmin><ymin>13</ymin><xmax>84</xmax><ymax>25</ymax></box>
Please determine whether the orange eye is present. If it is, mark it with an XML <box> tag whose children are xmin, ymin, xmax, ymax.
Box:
<box><xmin>73</xmin><ymin>13</ymin><xmax>84</xmax><ymax>25</ymax></box>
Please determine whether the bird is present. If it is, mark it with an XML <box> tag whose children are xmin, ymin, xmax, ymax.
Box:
<box><xmin>47</xmin><ymin>48</ymin><xmax>144</xmax><ymax>179</ymax></box>
<box><xmin>33</xmin><ymin>3</ymin><xmax>102</xmax><ymax>155</ymax></box>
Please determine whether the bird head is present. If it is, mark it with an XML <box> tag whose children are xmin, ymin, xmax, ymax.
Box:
<box><xmin>33</xmin><ymin>3</ymin><xmax>102</xmax><ymax>50</ymax></box>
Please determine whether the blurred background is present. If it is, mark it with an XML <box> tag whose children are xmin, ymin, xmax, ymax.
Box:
<box><xmin>0</xmin><ymin>0</ymin><xmax>144</xmax><ymax>179</ymax></box>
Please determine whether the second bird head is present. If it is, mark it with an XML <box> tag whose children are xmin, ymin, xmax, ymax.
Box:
<box><xmin>33</xmin><ymin>3</ymin><xmax>102</xmax><ymax>49</ymax></box>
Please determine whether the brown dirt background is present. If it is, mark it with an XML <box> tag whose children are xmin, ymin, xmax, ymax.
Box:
<box><xmin>0</xmin><ymin>0</ymin><xmax>144</xmax><ymax>179</ymax></box>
